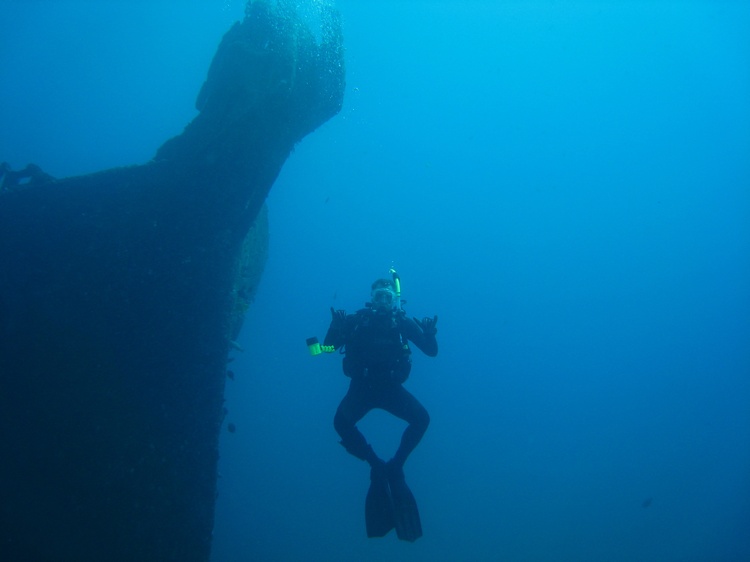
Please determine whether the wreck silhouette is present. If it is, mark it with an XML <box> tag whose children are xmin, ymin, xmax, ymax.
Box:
<box><xmin>0</xmin><ymin>2</ymin><xmax>344</xmax><ymax>560</ymax></box>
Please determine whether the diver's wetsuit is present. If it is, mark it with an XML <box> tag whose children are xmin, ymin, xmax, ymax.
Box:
<box><xmin>324</xmin><ymin>307</ymin><xmax>438</xmax><ymax>467</ymax></box>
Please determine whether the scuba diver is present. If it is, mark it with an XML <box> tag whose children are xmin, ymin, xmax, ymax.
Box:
<box><xmin>321</xmin><ymin>271</ymin><xmax>438</xmax><ymax>541</ymax></box>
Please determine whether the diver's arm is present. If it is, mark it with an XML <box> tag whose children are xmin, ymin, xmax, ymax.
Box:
<box><xmin>402</xmin><ymin>315</ymin><xmax>438</xmax><ymax>357</ymax></box>
<box><xmin>323</xmin><ymin>307</ymin><xmax>347</xmax><ymax>349</ymax></box>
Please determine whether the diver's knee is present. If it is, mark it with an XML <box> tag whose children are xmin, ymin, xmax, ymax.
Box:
<box><xmin>414</xmin><ymin>408</ymin><xmax>430</xmax><ymax>434</ymax></box>
<box><xmin>333</xmin><ymin>410</ymin><xmax>352</xmax><ymax>437</ymax></box>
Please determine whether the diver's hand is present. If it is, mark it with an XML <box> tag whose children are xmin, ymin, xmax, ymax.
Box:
<box><xmin>330</xmin><ymin>307</ymin><xmax>347</xmax><ymax>328</ymax></box>
<box><xmin>415</xmin><ymin>315</ymin><xmax>438</xmax><ymax>336</ymax></box>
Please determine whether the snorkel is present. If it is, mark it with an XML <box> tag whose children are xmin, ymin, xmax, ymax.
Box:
<box><xmin>389</xmin><ymin>266</ymin><xmax>402</xmax><ymax>311</ymax></box>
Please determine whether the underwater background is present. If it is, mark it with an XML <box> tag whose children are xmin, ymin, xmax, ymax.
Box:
<box><xmin>1</xmin><ymin>1</ymin><xmax>748</xmax><ymax>561</ymax></box>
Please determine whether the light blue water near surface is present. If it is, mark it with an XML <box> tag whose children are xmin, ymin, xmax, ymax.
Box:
<box><xmin>1</xmin><ymin>2</ymin><xmax>748</xmax><ymax>561</ymax></box>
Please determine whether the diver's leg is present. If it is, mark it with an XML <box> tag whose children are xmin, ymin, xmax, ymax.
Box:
<box><xmin>336</xmin><ymin>382</ymin><xmax>395</xmax><ymax>537</ymax></box>
<box><xmin>380</xmin><ymin>385</ymin><xmax>430</xmax><ymax>468</ymax></box>
<box><xmin>334</xmin><ymin>381</ymin><xmax>379</xmax><ymax>464</ymax></box>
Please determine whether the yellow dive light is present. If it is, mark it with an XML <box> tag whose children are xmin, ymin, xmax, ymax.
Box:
<box><xmin>306</xmin><ymin>336</ymin><xmax>335</xmax><ymax>356</ymax></box>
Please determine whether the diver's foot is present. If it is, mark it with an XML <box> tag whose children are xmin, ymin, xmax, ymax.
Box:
<box><xmin>384</xmin><ymin>459</ymin><xmax>421</xmax><ymax>541</ymax></box>
<box><xmin>384</xmin><ymin>458</ymin><xmax>405</xmax><ymax>481</ymax></box>
<box><xmin>369</xmin><ymin>458</ymin><xmax>387</xmax><ymax>483</ymax></box>
<box><xmin>365</xmin><ymin>458</ymin><xmax>395</xmax><ymax>537</ymax></box>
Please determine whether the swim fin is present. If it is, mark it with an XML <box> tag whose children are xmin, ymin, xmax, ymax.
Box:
<box><xmin>365</xmin><ymin>461</ymin><xmax>395</xmax><ymax>537</ymax></box>
<box><xmin>386</xmin><ymin>462</ymin><xmax>423</xmax><ymax>542</ymax></box>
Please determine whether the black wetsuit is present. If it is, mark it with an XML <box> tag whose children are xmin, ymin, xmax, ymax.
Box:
<box><xmin>324</xmin><ymin>307</ymin><xmax>438</xmax><ymax>467</ymax></box>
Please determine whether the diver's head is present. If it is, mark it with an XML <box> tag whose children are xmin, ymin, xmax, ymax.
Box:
<box><xmin>370</xmin><ymin>278</ymin><xmax>396</xmax><ymax>312</ymax></box>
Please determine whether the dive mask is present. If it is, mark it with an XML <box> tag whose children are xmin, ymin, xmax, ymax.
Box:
<box><xmin>371</xmin><ymin>287</ymin><xmax>396</xmax><ymax>310</ymax></box>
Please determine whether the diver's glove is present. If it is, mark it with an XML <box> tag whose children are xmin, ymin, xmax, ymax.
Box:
<box><xmin>415</xmin><ymin>315</ymin><xmax>438</xmax><ymax>336</ymax></box>
<box><xmin>330</xmin><ymin>307</ymin><xmax>347</xmax><ymax>329</ymax></box>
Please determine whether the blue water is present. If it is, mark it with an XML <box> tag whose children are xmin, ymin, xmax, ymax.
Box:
<box><xmin>2</xmin><ymin>2</ymin><xmax>748</xmax><ymax>561</ymax></box>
